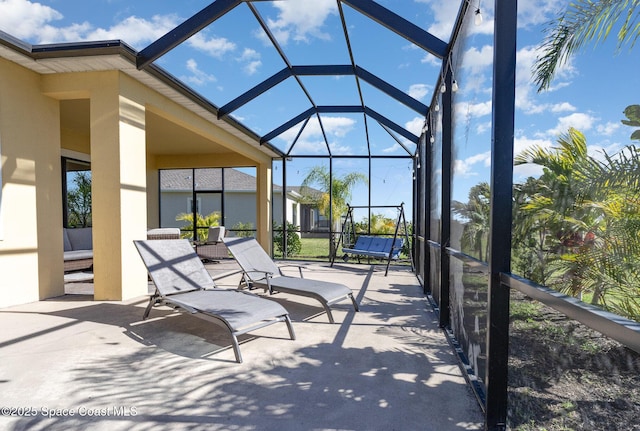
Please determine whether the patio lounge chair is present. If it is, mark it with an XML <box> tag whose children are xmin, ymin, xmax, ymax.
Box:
<box><xmin>134</xmin><ymin>239</ymin><xmax>295</xmax><ymax>363</ymax></box>
<box><xmin>222</xmin><ymin>237</ymin><xmax>359</xmax><ymax>323</ymax></box>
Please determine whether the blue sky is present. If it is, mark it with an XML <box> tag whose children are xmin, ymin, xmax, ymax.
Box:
<box><xmin>2</xmin><ymin>0</ymin><xmax>639</xmax><ymax>218</ymax></box>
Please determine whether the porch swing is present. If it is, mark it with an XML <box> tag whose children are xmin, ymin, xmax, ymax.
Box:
<box><xmin>330</xmin><ymin>203</ymin><xmax>413</xmax><ymax>276</ymax></box>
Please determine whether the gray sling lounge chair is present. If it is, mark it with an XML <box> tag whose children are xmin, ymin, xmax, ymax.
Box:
<box><xmin>222</xmin><ymin>237</ymin><xmax>359</xmax><ymax>323</ymax></box>
<box><xmin>134</xmin><ymin>239</ymin><xmax>295</xmax><ymax>363</ymax></box>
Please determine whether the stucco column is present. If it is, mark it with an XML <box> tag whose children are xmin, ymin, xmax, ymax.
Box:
<box><xmin>256</xmin><ymin>162</ymin><xmax>272</xmax><ymax>251</ymax></box>
<box><xmin>90</xmin><ymin>76</ymin><xmax>148</xmax><ymax>300</ymax></box>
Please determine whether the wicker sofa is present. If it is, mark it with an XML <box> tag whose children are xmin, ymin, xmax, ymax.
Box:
<box><xmin>63</xmin><ymin>227</ymin><xmax>183</xmax><ymax>273</ymax></box>
<box><xmin>146</xmin><ymin>228</ymin><xmax>181</xmax><ymax>240</ymax></box>
<box><xmin>63</xmin><ymin>227</ymin><xmax>93</xmax><ymax>272</ymax></box>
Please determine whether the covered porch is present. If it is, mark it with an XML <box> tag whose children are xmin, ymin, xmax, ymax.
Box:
<box><xmin>0</xmin><ymin>262</ymin><xmax>483</xmax><ymax>430</ymax></box>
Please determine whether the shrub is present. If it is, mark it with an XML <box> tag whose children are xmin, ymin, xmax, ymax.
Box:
<box><xmin>273</xmin><ymin>222</ymin><xmax>302</xmax><ymax>257</ymax></box>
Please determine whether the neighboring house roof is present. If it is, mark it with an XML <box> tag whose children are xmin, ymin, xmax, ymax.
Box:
<box><xmin>160</xmin><ymin>168</ymin><xmax>322</xmax><ymax>202</ymax></box>
<box><xmin>160</xmin><ymin>168</ymin><xmax>260</xmax><ymax>192</ymax></box>
<box><xmin>287</xmin><ymin>186</ymin><xmax>324</xmax><ymax>204</ymax></box>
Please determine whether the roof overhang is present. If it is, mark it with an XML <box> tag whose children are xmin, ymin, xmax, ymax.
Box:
<box><xmin>0</xmin><ymin>30</ymin><xmax>284</xmax><ymax>159</ymax></box>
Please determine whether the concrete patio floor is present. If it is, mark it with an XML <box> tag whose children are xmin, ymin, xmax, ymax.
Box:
<box><xmin>0</xmin><ymin>260</ymin><xmax>484</xmax><ymax>431</ymax></box>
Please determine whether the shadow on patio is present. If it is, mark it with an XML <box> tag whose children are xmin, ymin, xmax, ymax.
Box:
<box><xmin>0</xmin><ymin>262</ymin><xmax>484</xmax><ymax>431</ymax></box>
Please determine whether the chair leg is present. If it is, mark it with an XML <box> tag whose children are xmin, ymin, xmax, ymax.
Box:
<box><xmin>284</xmin><ymin>315</ymin><xmax>296</xmax><ymax>340</ymax></box>
<box><xmin>230</xmin><ymin>333</ymin><xmax>243</xmax><ymax>363</ymax></box>
<box><xmin>349</xmin><ymin>293</ymin><xmax>360</xmax><ymax>312</ymax></box>
<box><xmin>142</xmin><ymin>294</ymin><xmax>158</xmax><ymax>320</ymax></box>
<box><xmin>322</xmin><ymin>303</ymin><xmax>335</xmax><ymax>324</ymax></box>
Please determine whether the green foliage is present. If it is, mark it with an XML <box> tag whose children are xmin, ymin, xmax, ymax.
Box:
<box><xmin>175</xmin><ymin>211</ymin><xmax>220</xmax><ymax>240</ymax></box>
<box><xmin>67</xmin><ymin>171</ymin><xmax>92</xmax><ymax>228</ymax></box>
<box><xmin>452</xmin><ymin>182</ymin><xmax>490</xmax><ymax>260</ymax></box>
<box><xmin>300</xmin><ymin>165</ymin><xmax>368</xmax><ymax>228</ymax></box>
<box><xmin>273</xmin><ymin>222</ymin><xmax>302</xmax><ymax>257</ymax></box>
<box><xmin>510</xmin><ymin>299</ymin><xmax>542</xmax><ymax>323</ymax></box>
<box><xmin>353</xmin><ymin>213</ymin><xmax>396</xmax><ymax>234</ymax></box>
<box><xmin>231</xmin><ymin>221</ymin><xmax>254</xmax><ymax>238</ymax></box>
<box><xmin>534</xmin><ymin>0</ymin><xmax>640</xmax><ymax>92</ymax></box>
<box><xmin>512</xmin><ymin>126</ymin><xmax>640</xmax><ymax>320</ymax></box>
<box><xmin>622</xmin><ymin>104</ymin><xmax>640</xmax><ymax>141</ymax></box>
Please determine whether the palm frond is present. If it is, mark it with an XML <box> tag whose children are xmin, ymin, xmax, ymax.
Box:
<box><xmin>534</xmin><ymin>0</ymin><xmax>640</xmax><ymax>92</ymax></box>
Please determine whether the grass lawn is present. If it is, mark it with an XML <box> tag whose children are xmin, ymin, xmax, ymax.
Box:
<box><xmin>274</xmin><ymin>236</ymin><xmax>412</xmax><ymax>267</ymax></box>
<box><xmin>273</xmin><ymin>237</ymin><xmax>332</xmax><ymax>260</ymax></box>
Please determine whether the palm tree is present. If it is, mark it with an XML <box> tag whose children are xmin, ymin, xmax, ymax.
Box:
<box><xmin>301</xmin><ymin>165</ymin><xmax>367</xmax><ymax>256</ymax></box>
<box><xmin>300</xmin><ymin>165</ymin><xmax>368</xmax><ymax>231</ymax></box>
<box><xmin>452</xmin><ymin>182</ymin><xmax>491</xmax><ymax>261</ymax></box>
<box><xmin>514</xmin><ymin>128</ymin><xmax>598</xmax><ymax>296</ymax></box>
<box><xmin>515</xmin><ymin>128</ymin><xmax>640</xmax><ymax>316</ymax></box>
<box><xmin>515</xmin><ymin>127</ymin><xmax>593</xmax><ymax>219</ymax></box>
<box><xmin>512</xmin><ymin>176</ymin><xmax>557</xmax><ymax>284</ymax></box>
<box><xmin>564</xmin><ymin>145</ymin><xmax>640</xmax><ymax>312</ymax></box>
<box><xmin>622</xmin><ymin>104</ymin><xmax>640</xmax><ymax>141</ymax></box>
<box><xmin>533</xmin><ymin>0</ymin><xmax>640</xmax><ymax>92</ymax></box>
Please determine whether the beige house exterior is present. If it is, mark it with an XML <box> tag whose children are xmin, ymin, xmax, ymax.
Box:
<box><xmin>0</xmin><ymin>38</ymin><xmax>282</xmax><ymax>307</ymax></box>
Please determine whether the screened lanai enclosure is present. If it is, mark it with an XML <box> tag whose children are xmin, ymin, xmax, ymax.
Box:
<box><xmin>132</xmin><ymin>1</ymin><xmax>640</xmax><ymax>430</ymax></box>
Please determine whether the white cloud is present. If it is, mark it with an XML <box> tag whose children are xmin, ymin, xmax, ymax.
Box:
<box><xmin>513</xmin><ymin>131</ymin><xmax>627</xmax><ymax>181</ymax></box>
<box><xmin>513</xmin><ymin>162</ymin><xmax>543</xmax><ymax>180</ymax></box>
<box><xmin>513</xmin><ymin>135</ymin><xmax>553</xmax><ymax>179</ymax></box>
<box><xmin>290</xmin><ymin>138</ymin><xmax>328</xmax><ymax>155</ymax></box>
<box><xmin>0</xmin><ymin>1</ymin><xmax>180</xmax><ymax>47</ymax></box>
<box><xmin>476</xmin><ymin>121</ymin><xmax>492</xmax><ymax>135</ymax></box>
<box><xmin>420</xmin><ymin>52</ymin><xmax>441</xmax><ymax>67</ymax></box>
<box><xmin>596</xmin><ymin>121</ymin><xmax>621</xmax><ymax>136</ymax></box>
<box><xmin>239</xmin><ymin>48</ymin><xmax>259</xmax><ymax>60</ymax></box>
<box><xmin>460</xmin><ymin>45</ymin><xmax>494</xmax><ymax>75</ymax></box>
<box><xmin>84</xmin><ymin>15</ymin><xmax>177</xmax><ymax>47</ymax></box>
<box><xmin>453</xmin><ymin>151</ymin><xmax>491</xmax><ymax>177</ymax></box>
<box><xmin>406</xmin><ymin>117</ymin><xmax>425</xmax><ymax>137</ymax></box>
<box><xmin>514</xmin><ymin>46</ymin><xmax>579</xmax><ymax>115</ymax></box>
<box><xmin>408</xmin><ymin>83</ymin><xmax>430</xmax><ymax>101</ymax></box>
<box><xmin>414</xmin><ymin>0</ymin><xmax>460</xmax><ymax>41</ymax></box>
<box><xmin>267</xmin><ymin>0</ymin><xmax>337</xmax><ymax>44</ymax></box>
<box><xmin>322</xmin><ymin>116</ymin><xmax>356</xmax><ymax>138</ymax></box>
<box><xmin>550</xmin><ymin>102</ymin><xmax>576</xmax><ymax>113</ymax></box>
<box><xmin>237</xmin><ymin>48</ymin><xmax>262</xmax><ymax>75</ymax></box>
<box><xmin>188</xmin><ymin>32</ymin><xmax>236</xmax><ymax>59</ymax></box>
<box><xmin>277</xmin><ymin>116</ymin><xmax>356</xmax><ymax>154</ymax></box>
<box><xmin>587</xmin><ymin>142</ymin><xmax>628</xmax><ymax>164</ymax></box>
<box><xmin>0</xmin><ymin>0</ymin><xmax>62</xmax><ymax>41</ymax></box>
<box><xmin>514</xmin><ymin>135</ymin><xmax>552</xmax><ymax>158</ymax></box>
<box><xmin>454</xmin><ymin>100</ymin><xmax>492</xmax><ymax>122</ymax></box>
<box><xmin>243</xmin><ymin>60</ymin><xmax>262</xmax><ymax>75</ymax></box>
<box><xmin>545</xmin><ymin>112</ymin><xmax>596</xmax><ymax>137</ymax></box>
<box><xmin>517</xmin><ymin>0</ymin><xmax>565</xmax><ymax>28</ymax></box>
<box><xmin>382</xmin><ymin>143</ymin><xmax>403</xmax><ymax>154</ymax></box>
<box><xmin>418</xmin><ymin>0</ymin><xmax>561</xmax><ymax>40</ymax></box>
<box><xmin>181</xmin><ymin>59</ymin><xmax>216</xmax><ymax>86</ymax></box>
<box><xmin>328</xmin><ymin>141</ymin><xmax>354</xmax><ymax>155</ymax></box>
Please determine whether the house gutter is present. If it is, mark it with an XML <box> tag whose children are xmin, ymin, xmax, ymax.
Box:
<box><xmin>0</xmin><ymin>32</ymin><xmax>284</xmax><ymax>159</ymax></box>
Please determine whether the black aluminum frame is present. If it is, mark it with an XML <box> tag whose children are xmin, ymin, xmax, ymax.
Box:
<box><xmin>105</xmin><ymin>1</ymin><xmax>640</xmax><ymax>429</ymax></box>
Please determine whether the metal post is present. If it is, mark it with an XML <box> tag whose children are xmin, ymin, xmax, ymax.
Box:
<box><xmin>439</xmin><ymin>68</ymin><xmax>453</xmax><ymax>328</ymax></box>
<box><xmin>282</xmin><ymin>158</ymin><xmax>287</xmax><ymax>258</ymax></box>
<box><xmin>424</xmin><ymin>129</ymin><xmax>432</xmax><ymax>295</ymax></box>
<box><xmin>485</xmin><ymin>0</ymin><xmax>518</xmax><ymax>429</ymax></box>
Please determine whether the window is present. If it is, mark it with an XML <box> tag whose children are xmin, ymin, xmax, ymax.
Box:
<box><xmin>62</xmin><ymin>157</ymin><xmax>92</xmax><ymax>228</ymax></box>
<box><xmin>187</xmin><ymin>197</ymin><xmax>201</xmax><ymax>214</ymax></box>
<box><xmin>292</xmin><ymin>203</ymin><xmax>298</xmax><ymax>226</ymax></box>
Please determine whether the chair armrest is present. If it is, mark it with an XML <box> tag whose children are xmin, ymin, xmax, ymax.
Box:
<box><xmin>246</xmin><ymin>269</ymin><xmax>275</xmax><ymax>282</ymax></box>
<box><xmin>278</xmin><ymin>264</ymin><xmax>306</xmax><ymax>278</ymax></box>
